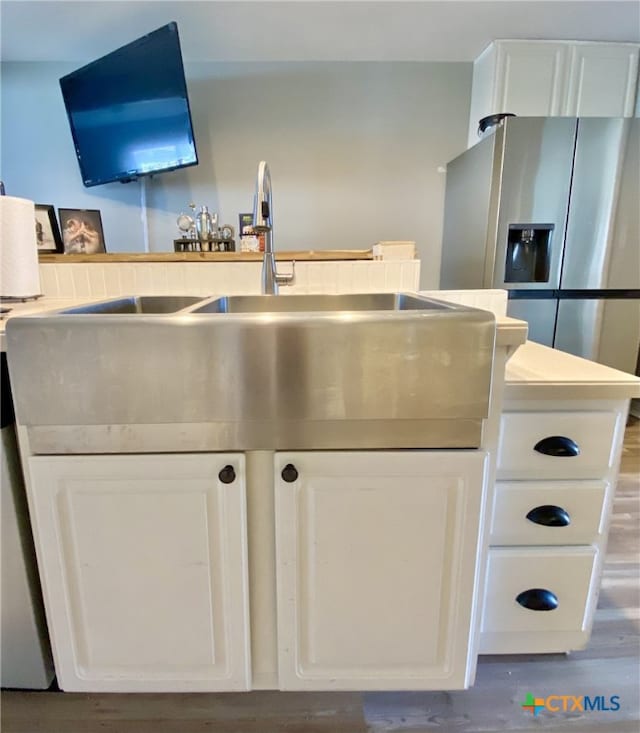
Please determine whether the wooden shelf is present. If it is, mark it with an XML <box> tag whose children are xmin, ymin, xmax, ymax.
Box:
<box><xmin>39</xmin><ymin>250</ymin><xmax>373</xmax><ymax>263</ymax></box>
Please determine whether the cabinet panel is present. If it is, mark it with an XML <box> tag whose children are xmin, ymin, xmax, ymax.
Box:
<box><xmin>275</xmin><ymin>451</ymin><xmax>487</xmax><ymax>690</ymax></box>
<box><xmin>490</xmin><ymin>480</ymin><xmax>607</xmax><ymax>545</ymax></box>
<box><xmin>565</xmin><ymin>44</ymin><xmax>639</xmax><ymax>116</ymax></box>
<box><xmin>496</xmin><ymin>42</ymin><xmax>569</xmax><ymax>116</ymax></box>
<box><xmin>28</xmin><ymin>454</ymin><xmax>250</xmax><ymax>692</ymax></box>
<box><xmin>497</xmin><ymin>410</ymin><xmax>622</xmax><ymax>479</ymax></box>
<box><xmin>1</xmin><ymin>426</ymin><xmax>54</xmax><ymax>689</ymax></box>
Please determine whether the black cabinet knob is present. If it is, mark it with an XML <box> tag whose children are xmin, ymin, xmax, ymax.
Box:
<box><xmin>516</xmin><ymin>588</ymin><xmax>558</xmax><ymax>612</ymax></box>
<box><xmin>281</xmin><ymin>464</ymin><xmax>299</xmax><ymax>483</ymax></box>
<box><xmin>534</xmin><ymin>435</ymin><xmax>580</xmax><ymax>457</ymax></box>
<box><xmin>526</xmin><ymin>504</ymin><xmax>571</xmax><ymax>527</ymax></box>
<box><xmin>218</xmin><ymin>465</ymin><xmax>236</xmax><ymax>484</ymax></box>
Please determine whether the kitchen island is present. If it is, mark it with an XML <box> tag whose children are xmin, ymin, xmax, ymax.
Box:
<box><xmin>3</xmin><ymin>293</ymin><xmax>638</xmax><ymax>693</ymax></box>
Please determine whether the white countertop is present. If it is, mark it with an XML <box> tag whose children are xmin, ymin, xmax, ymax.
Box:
<box><xmin>505</xmin><ymin>340</ymin><xmax>640</xmax><ymax>400</ymax></box>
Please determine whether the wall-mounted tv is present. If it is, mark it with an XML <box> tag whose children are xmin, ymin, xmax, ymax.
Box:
<box><xmin>59</xmin><ymin>22</ymin><xmax>198</xmax><ymax>187</ymax></box>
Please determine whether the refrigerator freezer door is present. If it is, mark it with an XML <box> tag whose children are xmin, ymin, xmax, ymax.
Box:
<box><xmin>561</xmin><ymin>118</ymin><xmax>638</xmax><ymax>289</ymax></box>
<box><xmin>492</xmin><ymin>118</ymin><xmax>576</xmax><ymax>290</ymax></box>
<box><xmin>606</xmin><ymin>118</ymin><xmax>639</xmax><ymax>289</ymax></box>
<box><xmin>555</xmin><ymin>299</ymin><xmax>640</xmax><ymax>375</ymax></box>
<box><xmin>506</xmin><ymin>298</ymin><xmax>558</xmax><ymax>347</ymax></box>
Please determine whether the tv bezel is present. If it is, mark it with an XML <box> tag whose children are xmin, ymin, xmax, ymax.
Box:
<box><xmin>59</xmin><ymin>21</ymin><xmax>198</xmax><ymax>188</ymax></box>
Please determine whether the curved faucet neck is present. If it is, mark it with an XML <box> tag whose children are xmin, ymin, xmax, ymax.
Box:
<box><xmin>253</xmin><ymin>161</ymin><xmax>272</xmax><ymax>235</ymax></box>
<box><xmin>252</xmin><ymin>161</ymin><xmax>294</xmax><ymax>294</ymax></box>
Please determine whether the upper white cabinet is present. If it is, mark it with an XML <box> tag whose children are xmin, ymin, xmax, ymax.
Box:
<box><xmin>565</xmin><ymin>43</ymin><xmax>640</xmax><ymax>117</ymax></box>
<box><xmin>27</xmin><ymin>454</ymin><xmax>251</xmax><ymax>692</ymax></box>
<box><xmin>468</xmin><ymin>40</ymin><xmax>640</xmax><ymax>146</ymax></box>
<box><xmin>274</xmin><ymin>450</ymin><xmax>487</xmax><ymax>690</ymax></box>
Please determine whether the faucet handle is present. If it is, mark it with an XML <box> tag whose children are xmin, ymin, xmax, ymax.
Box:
<box><xmin>276</xmin><ymin>259</ymin><xmax>295</xmax><ymax>286</ymax></box>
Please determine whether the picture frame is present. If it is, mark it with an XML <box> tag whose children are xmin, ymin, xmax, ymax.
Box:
<box><xmin>238</xmin><ymin>212</ymin><xmax>254</xmax><ymax>236</ymax></box>
<box><xmin>34</xmin><ymin>204</ymin><xmax>63</xmax><ymax>253</ymax></box>
<box><xmin>58</xmin><ymin>208</ymin><xmax>107</xmax><ymax>254</ymax></box>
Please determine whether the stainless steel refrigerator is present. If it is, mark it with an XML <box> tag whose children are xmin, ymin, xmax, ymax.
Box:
<box><xmin>440</xmin><ymin>116</ymin><xmax>640</xmax><ymax>377</ymax></box>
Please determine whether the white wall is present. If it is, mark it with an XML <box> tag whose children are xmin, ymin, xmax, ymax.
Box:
<box><xmin>0</xmin><ymin>61</ymin><xmax>471</xmax><ymax>287</ymax></box>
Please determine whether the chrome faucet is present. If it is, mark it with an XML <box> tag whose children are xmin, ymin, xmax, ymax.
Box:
<box><xmin>252</xmin><ymin>161</ymin><xmax>295</xmax><ymax>294</ymax></box>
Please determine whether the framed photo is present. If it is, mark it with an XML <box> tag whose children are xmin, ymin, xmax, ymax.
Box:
<box><xmin>58</xmin><ymin>208</ymin><xmax>106</xmax><ymax>254</ymax></box>
<box><xmin>34</xmin><ymin>204</ymin><xmax>63</xmax><ymax>252</ymax></box>
<box><xmin>238</xmin><ymin>212</ymin><xmax>254</xmax><ymax>236</ymax></box>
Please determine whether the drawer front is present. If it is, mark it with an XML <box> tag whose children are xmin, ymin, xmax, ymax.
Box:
<box><xmin>490</xmin><ymin>481</ymin><xmax>607</xmax><ymax>545</ymax></box>
<box><xmin>481</xmin><ymin>547</ymin><xmax>597</xmax><ymax>634</ymax></box>
<box><xmin>497</xmin><ymin>411</ymin><xmax>621</xmax><ymax>479</ymax></box>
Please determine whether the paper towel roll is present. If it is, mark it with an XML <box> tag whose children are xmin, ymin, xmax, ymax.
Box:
<box><xmin>0</xmin><ymin>196</ymin><xmax>42</xmax><ymax>299</ymax></box>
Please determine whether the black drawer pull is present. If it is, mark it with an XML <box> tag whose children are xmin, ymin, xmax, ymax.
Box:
<box><xmin>281</xmin><ymin>464</ymin><xmax>299</xmax><ymax>483</ymax></box>
<box><xmin>526</xmin><ymin>505</ymin><xmax>571</xmax><ymax>527</ymax></box>
<box><xmin>218</xmin><ymin>465</ymin><xmax>236</xmax><ymax>484</ymax></box>
<box><xmin>534</xmin><ymin>435</ymin><xmax>580</xmax><ymax>457</ymax></box>
<box><xmin>516</xmin><ymin>588</ymin><xmax>558</xmax><ymax>612</ymax></box>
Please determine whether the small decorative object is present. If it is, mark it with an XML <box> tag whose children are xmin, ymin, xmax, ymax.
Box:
<box><xmin>239</xmin><ymin>212</ymin><xmax>254</xmax><ymax>236</ymax></box>
<box><xmin>175</xmin><ymin>203</ymin><xmax>227</xmax><ymax>251</ymax></box>
<box><xmin>176</xmin><ymin>202</ymin><xmax>197</xmax><ymax>239</ymax></box>
<box><xmin>240</xmin><ymin>235</ymin><xmax>260</xmax><ymax>253</ymax></box>
<box><xmin>196</xmin><ymin>205</ymin><xmax>216</xmax><ymax>247</ymax></box>
<box><xmin>373</xmin><ymin>241</ymin><xmax>416</xmax><ymax>261</ymax></box>
<box><xmin>218</xmin><ymin>224</ymin><xmax>235</xmax><ymax>251</ymax></box>
<box><xmin>34</xmin><ymin>204</ymin><xmax>63</xmax><ymax>252</ymax></box>
<box><xmin>58</xmin><ymin>208</ymin><xmax>106</xmax><ymax>254</ymax></box>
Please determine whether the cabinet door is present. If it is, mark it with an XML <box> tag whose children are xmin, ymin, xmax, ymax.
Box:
<box><xmin>274</xmin><ymin>450</ymin><xmax>487</xmax><ymax>690</ymax></box>
<box><xmin>494</xmin><ymin>41</ymin><xmax>569</xmax><ymax>117</ymax></box>
<box><xmin>564</xmin><ymin>44</ymin><xmax>639</xmax><ymax>117</ymax></box>
<box><xmin>28</xmin><ymin>454</ymin><xmax>250</xmax><ymax>692</ymax></box>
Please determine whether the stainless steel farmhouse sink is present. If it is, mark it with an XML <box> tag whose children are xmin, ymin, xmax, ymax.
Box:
<box><xmin>6</xmin><ymin>293</ymin><xmax>496</xmax><ymax>453</ymax></box>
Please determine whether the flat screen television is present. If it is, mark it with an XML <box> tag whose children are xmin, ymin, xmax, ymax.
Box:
<box><xmin>59</xmin><ymin>22</ymin><xmax>198</xmax><ymax>187</ymax></box>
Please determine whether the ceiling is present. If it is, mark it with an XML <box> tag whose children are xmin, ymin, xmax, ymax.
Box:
<box><xmin>1</xmin><ymin>0</ymin><xmax>639</xmax><ymax>63</ymax></box>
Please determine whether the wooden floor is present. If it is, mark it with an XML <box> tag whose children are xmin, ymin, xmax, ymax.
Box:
<box><xmin>2</xmin><ymin>420</ymin><xmax>638</xmax><ymax>733</ymax></box>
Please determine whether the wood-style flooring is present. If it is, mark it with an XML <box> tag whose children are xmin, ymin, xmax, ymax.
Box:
<box><xmin>2</xmin><ymin>420</ymin><xmax>639</xmax><ymax>733</ymax></box>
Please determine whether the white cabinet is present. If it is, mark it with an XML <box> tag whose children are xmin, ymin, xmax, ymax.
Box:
<box><xmin>27</xmin><ymin>454</ymin><xmax>250</xmax><ymax>692</ymax></box>
<box><xmin>1</xmin><ymin>425</ymin><xmax>54</xmax><ymax>688</ymax></box>
<box><xmin>26</xmin><ymin>447</ymin><xmax>490</xmax><ymax>692</ymax></box>
<box><xmin>565</xmin><ymin>44</ymin><xmax>639</xmax><ymax>117</ymax></box>
<box><xmin>481</xmin><ymin>399</ymin><xmax>628</xmax><ymax>654</ymax></box>
<box><xmin>273</xmin><ymin>450</ymin><xmax>487</xmax><ymax>690</ymax></box>
<box><xmin>468</xmin><ymin>40</ymin><xmax>640</xmax><ymax>147</ymax></box>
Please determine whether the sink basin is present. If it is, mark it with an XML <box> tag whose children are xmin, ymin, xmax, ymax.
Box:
<box><xmin>195</xmin><ymin>293</ymin><xmax>454</xmax><ymax>314</ymax></box>
<box><xmin>58</xmin><ymin>295</ymin><xmax>204</xmax><ymax>315</ymax></box>
<box><xmin>7</xmin><ymin>292</ymin><xmax>496</xmax><ymax>453</ymax></box>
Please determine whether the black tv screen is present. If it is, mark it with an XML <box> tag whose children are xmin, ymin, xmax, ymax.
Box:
<box><xmin>59</xmin><ymin>22</ymin><xmax>198</xmax><ymax>187</ymax></box>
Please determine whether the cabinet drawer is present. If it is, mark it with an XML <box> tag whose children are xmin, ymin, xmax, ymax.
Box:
<box><xmin>481</xmin><ymin>547</ymin><xmax>597</xmax><ymax>634</ymax></box>
<box><xmin>497</xmin><ymin>411</ymin><xmax>621</xmax><ymax>479</ymax></box>
<box><xmin>490</xmin><ymin>481</ymin><xmax>607</xmax><ymax>546</ymax></box>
